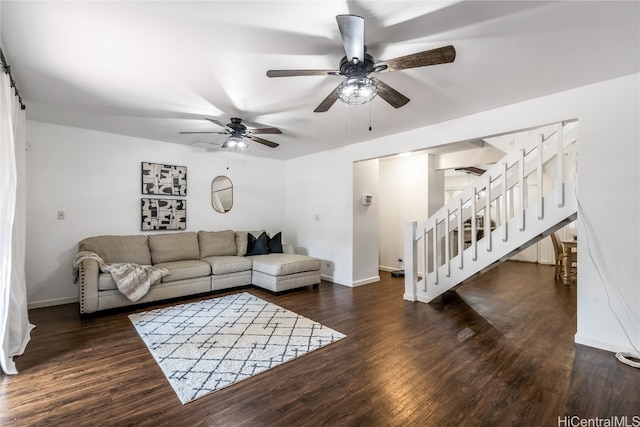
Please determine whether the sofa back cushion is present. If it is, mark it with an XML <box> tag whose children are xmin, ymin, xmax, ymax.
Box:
<box><xmin>79</xmin><ymin>235</ymin><xmax>151</xmax><ymax>265</ymax></box>
<box><xmin>198</xmin><ymin>230</ymin><xmax>237</xmax><ymax>258</ymax></box>
<box><xmin>148</xmin><ymin>232</ymin><xmax>199</xmax><ymax>264</ymax></box>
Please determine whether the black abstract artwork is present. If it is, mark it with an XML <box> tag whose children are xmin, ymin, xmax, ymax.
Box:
<box><xmin>141</xmin><ymin>198</ymin><xmax>186</xmax><ymax>231</ymax></box>
<box><xmin>141</xmin><ymin>162</ymin><xmax>187</xmax><ymax>196</ymax></box>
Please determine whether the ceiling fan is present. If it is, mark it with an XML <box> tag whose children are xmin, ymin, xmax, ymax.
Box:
<box><xmin>266</xmin><ymin>14</ymin><xmax>456</xmax><ymax>112</ymax></box>
<box><xmin>180</xmin><ymin>117</ymin><xmax>281</xmax><ymax>149</ymax></box>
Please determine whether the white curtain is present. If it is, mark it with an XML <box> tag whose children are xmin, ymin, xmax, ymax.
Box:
<box><xmin>0</xmin><ymin>71</ymin><xmax>34</xmax><ymax>375</ymax></box>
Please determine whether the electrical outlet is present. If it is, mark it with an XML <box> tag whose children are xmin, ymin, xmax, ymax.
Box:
<box><xmin>398</xmin><ymin>257</ymin><xmax>403</xmax><ymax>263</ymax></box>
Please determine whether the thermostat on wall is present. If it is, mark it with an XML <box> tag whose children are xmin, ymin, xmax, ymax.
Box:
<box><xmin>362</xmin><ymin>195</ymin><xmax>373</xmax><ymax>206</ymax></box>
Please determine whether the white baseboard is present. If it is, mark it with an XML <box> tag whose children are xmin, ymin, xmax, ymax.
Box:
<box><xmin>321</xmin><ymin>274</ymin><xmax>380</xmax><ymax>287</ymax></box>
<box><xmin>352</xmin><ymin>276</ymin><xmax>380</xmax><ymax>287</ymax></box>
<box><xmin>321</xmin><ymin>274</ymin><xmax>347</xmax><ymax>286</ymax></box>
<box><xmin>28</xmin><ymin>296</ymin><xmax>78</xmax><ymax>310</ymax></box>
<box><xmin>574</xmin><ymin>333</ymin><xmax>639</xmax><ymax>355</ymax></box>
<box><xmin>379</xmin><ymin>265</ymin><xmax>400</xmax><ymax>273</ymax></box>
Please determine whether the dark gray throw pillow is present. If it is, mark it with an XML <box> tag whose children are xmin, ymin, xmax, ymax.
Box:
<box><xmin>268</xmin><ymin>232</ymin><xmax>283</xmax><ymax>253</ymax></box>
<box><xmin>246</xmin><ymin>232</ymin><xmax>270</xmax><ymax>255</ymax></box>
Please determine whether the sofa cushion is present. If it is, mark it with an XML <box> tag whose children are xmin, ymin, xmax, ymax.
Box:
<box><xmin>198</xmin><ymin>230</ymin><xmax>237</xmax><ymax>258</ymax></box>
<box><xmin>79</xmin><ymin>235</ymin><xmax>151</xmax><ymax>265</ymax></box>
<box><xmin>148</xmin><ymin>232</ymin><xmax>199</xmax><ymax>264</ymax></box>
<box><xmin>153</xmin><ymin>260</ymin><xmax>211</xmax><ymax>283</ymax></box>
<box><xmin>248</xmin><ymin>253</ymin><xmax>321</xmax><ymax>276</ymax></box>
<box><xmin>202</xmin><ymin>256</ymin><xmax>253</xmax><ymax>275</ymax></box>
<box><xmin>235</xmin><ymin>230</ymin><xmax>265</xmax><ymax>256</ymax></box>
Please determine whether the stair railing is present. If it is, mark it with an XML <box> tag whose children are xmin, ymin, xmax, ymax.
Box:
<box><xmin>404</xmin><ymin>121</ymin><xmax>578</xmax><ymax>302</ymax></box>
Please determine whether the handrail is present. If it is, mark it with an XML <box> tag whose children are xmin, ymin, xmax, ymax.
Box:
<box><xmin>417</xmin><ymin>132</ymin><xmax>576</xmax><ymax>238</ymax></box>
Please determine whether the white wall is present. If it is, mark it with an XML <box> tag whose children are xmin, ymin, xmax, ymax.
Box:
<box><xmin>25</xmin><ymin>121</ymin><xmax>285</xmax><ymax>307</ymax></box>
<box><xmin>378</xmin><ymin>153</ymin><xmax>436</xmax><ymax>271</ymax></box>
<box><xmin>352</xmin><ymin>159</ymin><xmax>379</xmax><ymax>286</ymax></box>
<box><xmin>284</xmin><ymin>73</ymin><xmax>640</xmax><ymax>354</ymax></box>
<box><xmin>283</xmin><ymin>146</ymin><xmax>356</xmax><ymax>285</ymax></box>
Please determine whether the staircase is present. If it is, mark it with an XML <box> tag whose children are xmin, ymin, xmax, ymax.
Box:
<box><xmin>403</xmin><ymin>121</ymin><xmax>578</xmax><ymax>303</ymax></box>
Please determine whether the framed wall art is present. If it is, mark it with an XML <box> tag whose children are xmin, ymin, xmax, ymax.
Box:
<box><xmin>141</xmin><ymin>198</ymin><xmax>186</xmax><ymax>231</ymax></box>
<box><xmin>141</xmin><ymin>162</ymin><xmax>187</xmax><ymax>196</ymax></box>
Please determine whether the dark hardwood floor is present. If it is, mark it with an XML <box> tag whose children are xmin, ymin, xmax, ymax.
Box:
<box><xmin>2</xmin><ymin>261</ymin><xmax>638</xmax><ymax>426</ymax></box>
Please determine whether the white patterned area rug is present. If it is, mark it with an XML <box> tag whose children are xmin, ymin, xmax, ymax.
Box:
<box><xmin>129</xmin><ymin>292</ymin><xmax>346</xmax><ymax>404</ymax></box>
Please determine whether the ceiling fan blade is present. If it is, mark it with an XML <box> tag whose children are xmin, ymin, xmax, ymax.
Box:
<box><xmin>179</xmin><ymin>131</ymin><xmax>228</xmax><ymax>134</ymax></box>
<box><xmin>336</xmin><ymin>14</ymin><xmax>365</xmax><ymax>63</ymax></box>
<box><xmin>314</xmin><ymin>85</ymin><xmax>341</xmax><ymax>113</ymax></box>
<box><xmin>204</xmin><ymin>117</ymin><xmax>233</xmax><ymax>131</ymax></box>
<box><xmin>250</xmin><ymin>127</ymin><xmax>282</xmax><ymax>135</ymax></box>
<box><xmin>190</xmin><ymin>141</ymin><xmax>223</xmax><ymax>151</ymax></box>
<box><xmin>374</xmin><ymin>45</ymin><xmax>456</xmax><ymax>73</ymax></box>
<box><xmin>248</xmin><ymin>135</ymin><xmax>279</xmax><ymax>148</ymax></box>
<box><xmin>266</xmin><ymin>69</ymin><xmax>340</xmax><ymax>78</ymax></box>
<box><xmin>370</xmin><ymin>77</ymin><xmax>410</xmax><ymax>108</ymax></box>
<box><xmin>455</xmin><ymin>167</ymin><xmax>486</xmax><ymax>176</ymax></box>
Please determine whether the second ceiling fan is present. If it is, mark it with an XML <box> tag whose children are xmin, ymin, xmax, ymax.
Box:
<box><xmin>266</xmin><ymin>14</ymin><xmax>456</xmax><ymax>112</ymax></box>
<box><xmin>180</xmin><ymin>117</ymin><xmax>281</xmax><ymax>149</ymax></box>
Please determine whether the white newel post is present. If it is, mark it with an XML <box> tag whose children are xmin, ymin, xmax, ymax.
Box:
<box><xmin>404</xmin><ymin>221</ymin><xmax>418</xmax><ymax>302</ymax></box>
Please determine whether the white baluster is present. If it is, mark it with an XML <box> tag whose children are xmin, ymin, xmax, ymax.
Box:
<box><xmin>445</xmin><ymin>209</ymin><xmax>450</xmax><ymax>277</ymax></box>
<box><xmin>537</xmin><ymin>133</ymin><xmax>544</xmax><ymax>220</ymax></box>
<box><xmin>472</xmin><ymin>187</ymin><xmax>477</xmax><ymax>261</ymax></box>
<box><xmin>502</xmin><ymin>162</ymin><xmax>508</xmax><ymax>242</ymax></box>
<box><xmin>458</xmin><ymin>198</ymin><xmax>463</xmax><ymax>269</ymax></box>
<box><xmin>422</xmin><ymin>227</ymin><xmax>428</xmax><ymax>292</ymax></box>
<box><xmin>519</xmin><ymin>148</ymin><xmax>525</xmax><ymax>231</ymax></box>
<box><xmin>485</xmin><ymin>176</ymin><xmax>492</xmax><ymax>252</ymax></box>
<box><xmin>556</xmin><ymin>123</ymin><xmax>564</xmax><ymax>207</ymax></box>
<box><xmin>433</xmin><ymin>222</ymin><xmax>438</xmax><ymax>285</ymax></box>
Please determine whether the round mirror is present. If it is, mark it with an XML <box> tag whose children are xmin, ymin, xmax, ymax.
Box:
<box><xmin>211</xmin><ymin>176</ymin><xmax>233</xmax><ymax>213</ymax></box>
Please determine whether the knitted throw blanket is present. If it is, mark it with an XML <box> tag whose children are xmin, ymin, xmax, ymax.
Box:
<box><xmin>73</xmin><ymin>251</ymin><xmax>170</xmax><ymax>302</ymax></box>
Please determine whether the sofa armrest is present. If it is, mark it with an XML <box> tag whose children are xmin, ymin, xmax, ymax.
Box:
<box><xmin>282</xmin><ymin>244</ymin><xmax>296</xmax><ymax>254</ymax></box>
<box><xmin>78</xmin><ymin>259</ymin><xmax>100</xmax><ymax>314</ymax></box>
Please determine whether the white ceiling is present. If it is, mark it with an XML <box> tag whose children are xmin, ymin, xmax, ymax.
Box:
<box><xmin>1</xmin><ymin>1</ymin><xmax>638</xmax><ymax>160</ymax></box>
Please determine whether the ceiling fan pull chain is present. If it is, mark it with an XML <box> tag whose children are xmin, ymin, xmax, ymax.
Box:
<box><xmin>344</xmin><ymin>102</ymin><xmax>349</xmax><ymax>133</ymax></box>
<box><xmin>369</xmin><ymin>103</ymin><xmax>373</xmax><ymax>131</ymax></box>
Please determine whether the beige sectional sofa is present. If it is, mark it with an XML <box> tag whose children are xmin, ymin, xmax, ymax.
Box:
<box><xmin>76</xmin><ymin>230</ymin><xmax>321</xmax><ymax>314</ymax></box>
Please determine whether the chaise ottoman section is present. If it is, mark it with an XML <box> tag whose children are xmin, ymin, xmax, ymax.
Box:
<box><xmin>248</xmin><ymin>253</ymin><xmax>321</xmax><ymax>292</ymax></box>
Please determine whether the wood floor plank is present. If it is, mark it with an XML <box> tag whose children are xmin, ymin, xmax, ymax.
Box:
<box><xmin>1</xmin><ymin>261</ymin><xmax>638</xmax><ymax>426</ymax></box>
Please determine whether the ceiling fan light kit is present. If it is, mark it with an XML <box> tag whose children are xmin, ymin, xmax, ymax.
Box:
<box><xmin>224</xmin><ymin>136</ymin><xmax>248</xmax><ymax>150</ymax></box>
<box><xmin>337</xmin><ymin>76</ymin><xmax>378</xmax><ymax>105</ymax></box>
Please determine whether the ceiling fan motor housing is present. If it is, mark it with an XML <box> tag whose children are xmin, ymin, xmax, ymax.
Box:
<box><xmin>339</xmin><ymin>52</ymin><xmax>376</xmax><ymax>77</ymax></box>
<box><xmin>228</xmin><ymin>118</ymin><xmax>248</xmax><ymax>136</ymax></box>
